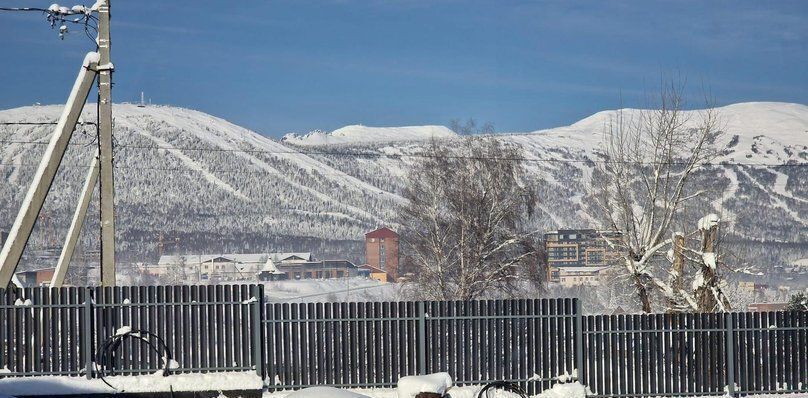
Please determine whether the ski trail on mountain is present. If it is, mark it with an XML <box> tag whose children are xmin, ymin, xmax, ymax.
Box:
<box><xmin>737</xmin><ymin>167</ymin><xmax>806</xmax><ymax>226</ymax></box>
<box><xmin>128</xmin><ymin>127</ymin><xmax>250</xmax><ymax>201</ymax></box>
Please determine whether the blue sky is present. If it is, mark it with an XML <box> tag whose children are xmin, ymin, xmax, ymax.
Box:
<box><xmin>1</xmin><ymin>1</ymin><xmax>806</xmax><ymax>137</ymax></box>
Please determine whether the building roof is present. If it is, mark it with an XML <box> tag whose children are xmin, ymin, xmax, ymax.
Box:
<box><xmin>359</xmin><ymin>264</ymin><xmax>386</xmax><ymax>273</ymax></box>
<box><xmin>365</xmin><ymin>227</ymin><xmax>398</xmax><ymax>239</ymax></box>
<box><xmin>555</xmin><ymin>266</ymin><xmax>610</xmax><ymax>274</ymax></box>
<box><xmin>279</xmin><ymin>260</ymin><xmax>357</xmax><ymax>269</ymax></box>
<box><xmin>16</xmin><ymin>267</ymin><xmax>56</xmax><ymax>274</ymax></box>
<box><xmin>158</xmin><ymin>252</ymin><xmax>312</xmax><ymax>266</ymax></box>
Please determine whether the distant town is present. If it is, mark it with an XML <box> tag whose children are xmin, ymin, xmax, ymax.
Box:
<box><xmin>8</xmin><ymin>226</ymin><xmax>805</xmax><ymax>312</ymax></box>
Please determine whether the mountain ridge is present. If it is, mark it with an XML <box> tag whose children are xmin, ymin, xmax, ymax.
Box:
<box><xmin>0</xmin><ymin>102</ymin><xmax>805</xmax><ymax>269</ymax></box>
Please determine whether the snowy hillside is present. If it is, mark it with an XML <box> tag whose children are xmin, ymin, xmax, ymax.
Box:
<box><xmin>0</xmin><ymin>104</ymin><xmax>404</xmax><ymax>264</ymax></box>
<box><xmin>0</xmin><ymin>102</ymin><xmax>806</xmax><ymax>269</ymax></box>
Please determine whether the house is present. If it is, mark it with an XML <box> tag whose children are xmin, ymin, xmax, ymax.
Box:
<box><xmin>548</xmin><ymin>265</ymin><xmax>609</xmax><ymax>287</ymax></box>
<box><xmin>158</xmin><ymin>252</ymin><xmax>313</xmax><ymax>283</ymax></box>
<box><xmin>365</xmin><ymin>227</ymin><xmax>400</xmax><ymax>282</ymax></box>
<box><xmin>358</xmin><ymin>264</ymin><xmax>390</xmax><ymax>283</ymax></box>
<box><xmin>15</xmin><ymin>267</ymin><xmax>56</xmax><ymax>287</ymax></box>
<box><xmin>259</xmin><ymin>259</ymin><xmax>359</xmax><ymax>281</ymax></box>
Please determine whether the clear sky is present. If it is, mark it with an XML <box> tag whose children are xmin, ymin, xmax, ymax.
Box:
<box><xmin>1</xmin><ymin>1</ymin><xmax>806</xmax><ymax>137</ymax></box>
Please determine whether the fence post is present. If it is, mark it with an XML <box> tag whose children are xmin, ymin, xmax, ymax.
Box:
<box><xmin>417</xmin><ymin>301</ymin><xmax>426</xmax><ymax>374</ymax></box>
<box><xmin>83</xmin><ymin>287</ymin><xmax>93</xmax><ymax>380</ymax></box>
<box><xmin>724</xmin><ymin>313</ymin><xmax>736</xmax><ymax>397</ymax></box>
<box><xmin>251</xmin><ymin>284</ymin><xmax>265</xmax><ymax>380</ymax></box>
<box><xmin>574</xmin><ymin>299</ymin><xmax>585</xmax><ymax>384</ymax></box>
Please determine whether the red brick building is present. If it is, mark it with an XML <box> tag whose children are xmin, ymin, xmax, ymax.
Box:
<box><xmin>365</xmin><ymin>227</ymin><xmax>399</xmax><ymax>282</ymax></box>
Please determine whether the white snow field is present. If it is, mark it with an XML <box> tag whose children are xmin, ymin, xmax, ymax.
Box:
<box><xmin>263</xmin><ymin>277</ymin><xmax>399</xmax><ymax>302</ymax></box>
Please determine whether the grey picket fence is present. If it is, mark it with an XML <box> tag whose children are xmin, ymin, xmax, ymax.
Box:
<box><xmin>1</xmin><ymin>285</ymin><xmax>807</xmax><ymax>398</ymax></box>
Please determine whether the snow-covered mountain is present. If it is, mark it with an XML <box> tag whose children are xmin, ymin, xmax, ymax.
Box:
<box><xmin>0</xmin><ymin>102</ymin><xmax>805</xmax><ymax>268</ymax></box>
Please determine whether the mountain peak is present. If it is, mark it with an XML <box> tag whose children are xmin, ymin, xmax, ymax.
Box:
<box><xmin>282</xmin><ymin>125</ymin><xmax>457</xmax><ymax>146</ymax></box>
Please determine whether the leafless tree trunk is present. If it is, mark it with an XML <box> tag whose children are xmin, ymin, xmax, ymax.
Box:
<box><xmin>589</xmin><ymin>78</ymin><xmax>723</xmax><ymax>313</ymax></box>
<box><xmin>666</xmin><ymin>233</ymin><xmax>686</xmax><ymax>312</ymax></box>
<box><xmin>693</xmin><ymin>214</ymin><xmax>732</xmax><ymax>312</ymax></box>
<box><xmin>399</xmin><ymin>137</ymin><xmax>538</xmax><ymax>300</ymax></box>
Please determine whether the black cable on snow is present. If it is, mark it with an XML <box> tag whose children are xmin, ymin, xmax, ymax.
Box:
<box><xmin>477</xmin><ymin>381</ymin><xmax>529</xmax><ymax>398</ymax></box>
<box><xmin>93</xmin><ymin>327</ymin><xmax>174</xmax><ymax>392</ymax></box>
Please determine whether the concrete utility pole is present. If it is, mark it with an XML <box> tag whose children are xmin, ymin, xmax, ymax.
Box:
<box><xmin>0</xmin><ymin>1</ymin><xmax>117</xmax><ymax>288</ymax></box>
<box><xmin>97</xmin><ymin>0</ymin><xmax>117</xmax><ymax>286</ymax></box>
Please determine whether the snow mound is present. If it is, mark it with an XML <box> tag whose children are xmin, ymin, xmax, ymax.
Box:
<box><xmin>535</xmin><ymin>382</ymin><xmax>589</xmax><ymax>398</ymax></box>
<box><xmin>283</xmin><ymin>125</ymin><xmax>456</xmax><ymax>146</ymax></box>
<box><xmin>397</xmin><ymin>372</ymin><xmax>453</xmax><ymax>398</ymax></box>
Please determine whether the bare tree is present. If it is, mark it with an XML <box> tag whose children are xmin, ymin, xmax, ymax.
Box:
<box><xmin>589</xmin><ymin>79</ymin><xmax>723</xmax><ymax>313</ymax></box>
<box><xmin>161</xmin><ymin>256</ymin><xmax>189</xmax><ymax>285</ymax></box>
<box><xmin>399</xmin><ymin>136</ymin><xmax>538</xmax><ymax>300</ymax></box>
<box><xmin>450</xmin><ymin>118</ymin><xmax>495</xmax><ymax>135</ymax></box>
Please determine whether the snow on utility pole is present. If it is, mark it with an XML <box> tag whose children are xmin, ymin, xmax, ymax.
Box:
<box><xmin>97</xmin><ymin>0</ymin><xmax>116</xmax><ymax>286</ymax></box>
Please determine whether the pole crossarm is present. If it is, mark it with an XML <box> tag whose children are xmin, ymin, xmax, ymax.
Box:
<box><xmin>51</xmin><ymin>151</ymin><xmax>100</xmax><ymax>288</ymax></box>
<box><xmin>0</xmin><ymin>52</ymin><xmax>100</xmax><ymax>288</ymax></box>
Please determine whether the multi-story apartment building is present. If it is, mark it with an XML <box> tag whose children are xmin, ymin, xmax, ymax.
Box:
<box><xmin>545</xmin><ymin>229</ymin><xmax>619</xmax><ymax>267</ymax></box>
<box><xmin>365</xmin><ymin>227</ymin><xmax>400</xmax><ymax>282</ymax></box>
<box><xmin>546</xmin><ymin>229</ymin><xmax>620</xmax><ymax>285</ymax></box>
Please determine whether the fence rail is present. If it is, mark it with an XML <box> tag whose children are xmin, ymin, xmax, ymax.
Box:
<box><xmin>1</xmin><ymin>285</ymin><xmax>806</xmax><ymax>397</ymax></box>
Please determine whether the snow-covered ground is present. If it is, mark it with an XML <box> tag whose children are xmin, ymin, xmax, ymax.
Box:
<box><xmin>0</xmin><ymin>373</ymin><xmax>805</xmax><ymax>398</ymax></box>
<box><xmin>0</xmin><ymin>371</ymin><xmax>262</xmax><ymax>396</ymax></box>
<box><xmin>263</xmin><ymin>277</ymin><xmax>400</xmax><ymax>302</ymax></box>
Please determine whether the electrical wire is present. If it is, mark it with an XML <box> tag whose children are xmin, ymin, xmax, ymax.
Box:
<box><xmin>94</xmin><ymin>327</ymin><xmax>174</xmax><ymax>391</ymax></box>
<box><xmin>0</xmin><ymin>7</ymin><xmax>50</xmax><ymax>12</ymax></box>
<box><xmin>477</xmin><ymin>381</ymin><xmax>529</xmax><ymax>398</ymax></box>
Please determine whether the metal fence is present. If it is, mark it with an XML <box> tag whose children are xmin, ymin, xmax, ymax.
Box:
<box><xmin>1</xmin><ymin>285</ymin><xmax>807</xmax><ymax>397</ymax></box>
<box><xmin>0</xmin><ymin>285</ymin><xmax>260</xmax><ymax>378</ymax></box>
<box><xmin>580</xmin><ymin>312</ymin><xmax>808</xmax><ymax>397</ymax></box>
<box><xmin>263</xmin><ymin>298</ymin><xmax>577</xmax><ymax>394</ymax></box>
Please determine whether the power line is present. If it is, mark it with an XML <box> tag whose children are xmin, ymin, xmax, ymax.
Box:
<box><xmin>0</xmin><ymin>7</ymin><xmax>49</xmax><ymax>12</ymax></box>
<box><xmin>1</xmin><ymin>138</ymin><xmax>805</xmax><ymax>168</ymax></box>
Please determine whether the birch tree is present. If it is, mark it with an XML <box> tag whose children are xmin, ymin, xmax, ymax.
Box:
<box><xmin>590</xmin><ymin>80</ymin><xmax>723</xmax><ymax>312</ymax></box>
<box><xmin>399</xmin><ymin>137</ymin><xmax>538</xmax><ymax>300</ymax></box>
